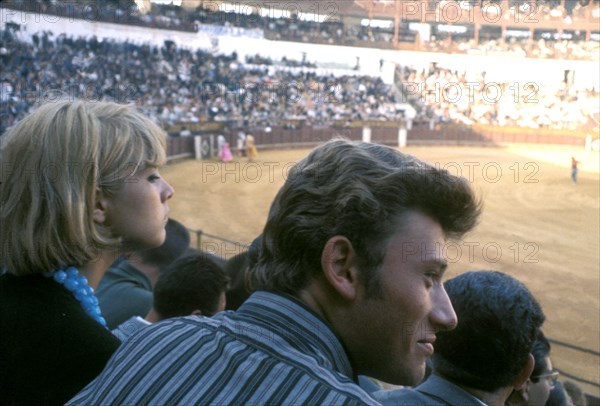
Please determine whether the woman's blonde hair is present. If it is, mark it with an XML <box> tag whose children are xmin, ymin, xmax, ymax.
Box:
<box><xmin>0</xmin><ymin>100</ymin><xmax>166</xmax><ymax>275</ymax></box>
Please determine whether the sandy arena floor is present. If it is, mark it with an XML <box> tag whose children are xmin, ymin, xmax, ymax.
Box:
<box><xmin>162</xmin><ymin>145</ymin><xmax>600</xmax><ymax>395</ymax></box>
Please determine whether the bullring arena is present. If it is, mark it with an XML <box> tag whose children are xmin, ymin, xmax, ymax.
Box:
<box><xmin>164</xmin><ymin>139</ymin><xmax>600</xmax><ymax>396</ymax></box>
<box><xmin>2</xmin><ymin>0</ymin><xmax>599</xmax><ymax>399</ymax></box>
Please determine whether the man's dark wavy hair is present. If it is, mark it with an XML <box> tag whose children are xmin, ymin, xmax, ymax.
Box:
<box><xmin>249</xmin><ymin>138</ymin><xmax>481</xmax><ymax>296</ymax></box>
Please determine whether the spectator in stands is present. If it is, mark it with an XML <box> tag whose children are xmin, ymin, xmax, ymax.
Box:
<box><xmin>0</xmin><ymin>100</ymin><xmax>173</xmax><ymax>405</ymax></box>
<box><xmin>507</xmin><ymin>330</ymin><xmax>558</xmax><ymax>406</ymax></box>
<box><xmin>179</xmin><ymin>126</ymin><xmax>192</xmax><ymax>137</ymax></box>
<box><xmin>152</xmin><ymin>251</ymin><xmax>229</xmax><ymax>319</ymax></box>
<box><xmin>97</xmin><ymin>218</ymin><xmax>191</xmax><ymax>329</ymax></box>
<box><xmin>528</xmin><ymin>331</ymin><xmax>559</xmax><ymax>406</ymax></box>
<box><xmin>223</xmin><ymin>233</ymin><xmax>390</xmax><ymax>397</ymax></box>
<box><xmin>374</xmin><ymin>270</ymin><xmax>545</xmax><ymax>406</ymax></box>
<box><xmin>562</xmin><ymin>380</ymin><xmax>587</xmax><ymax>406</ymax></box>
<box><xmin>546</xmin><ymin>381</ymin><xmax>575</xmax><ymax>406</ymax></box>
<box><xmin>0</xmin><ymin>28</ymin><xmax>405</xmax><ymax>135</ymax></box>
<box><xmin>69</xmin><ymin>138</ymin><xmax>480</xmax><ymax>404</ymax></box>
<box><xmin>5</xmin><ymin>0</ymin><xmax>596</xmax><ymax>59</ymax></box>
<box><xmin>112</xmin><ymin>251</ymin><xmax>230</xmax><ymax>341</ymax></box>
<box><xmin>396</xmin><ymin>63</ymin><xmax>597</xmax><ymax>131</ymax></box>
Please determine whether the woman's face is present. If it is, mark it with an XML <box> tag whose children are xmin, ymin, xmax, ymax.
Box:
<box><xmin>103</xmin><ymin>166</ymin><xmax>174</xmax><ymax>251</ymax></box>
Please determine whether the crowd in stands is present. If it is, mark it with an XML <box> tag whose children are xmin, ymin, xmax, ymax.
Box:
<box><xmin>426</xmin><ymin>36</ymin><xmax>600</xmax><ymax>60</ymax></box>
<box><xmin>396</xmin><ymin>64</ymin><xmax>598</xmax><ymax>131</ymax></box>
<box><xmin>3</xmin><ymin>0</ymin><xmax>599</xmax><ymax>60</ymax></box>
<box><xmin>3</xmin><ymin>26</ymin><xmax>597</xmax><ymax>136</ymax></box>
<box><xmin>245</xmin><ymin>53</ymin><xmax>317</xmax><ymax>69</ymax></box>
<box><xmin>0</xmin><ymin>28</ymin><xmax>402</xmax><ymax>135</ymax></box>
<box><xmin>0</xmin><ymin>24</ymin><xmax>598</xmax><ymax>131</ymax></box>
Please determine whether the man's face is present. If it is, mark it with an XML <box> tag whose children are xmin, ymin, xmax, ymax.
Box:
<box><xmin>347</xmin><ymin>211</ymin><xmax>458</xmax><ymax>385</ymax></box>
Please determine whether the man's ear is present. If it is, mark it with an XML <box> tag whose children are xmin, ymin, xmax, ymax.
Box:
<box><xmin>320</xmin><ymin>236</ymin><xmax>360</xmax><ymax>301</ymax></box>
<box><xmin>92</xmin><ymin>188</ymin><xmax>109</xmax><ymax>225</ymax></box>
<box><xmin>513</xmin><ymin>353</ymin><xmax>535</xmax><ymax>390</ymax></box>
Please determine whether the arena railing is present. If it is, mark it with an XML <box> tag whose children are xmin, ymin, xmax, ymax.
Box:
<box><xmin>548</xmin><ymin>338</ymin><xmax>600</xmax><ymax>395</ymax></box>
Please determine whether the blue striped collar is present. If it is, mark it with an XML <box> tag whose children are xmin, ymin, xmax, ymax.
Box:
<box><xmin>236</xmin><ymin>290</ymin><xmax>354</xmax><ymax>380</ymax></box>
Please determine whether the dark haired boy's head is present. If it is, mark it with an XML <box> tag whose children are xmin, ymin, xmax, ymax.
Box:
<box><xmin>153</xmin><ymin>253</ymin><xmax>230</xmax><ymax>320</ymax></box>
<box><xmin>433</xmin><ymin>271</ymin><xmax>545</xmax><ymax>392</ymax></box>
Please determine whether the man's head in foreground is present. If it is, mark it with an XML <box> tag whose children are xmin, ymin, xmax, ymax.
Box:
<box><xmin>249</xmin><ymin>138</ymin><xmax>481</xmax><ymax>385</ymax></box>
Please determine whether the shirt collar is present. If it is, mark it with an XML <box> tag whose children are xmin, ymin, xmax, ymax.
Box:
<box><xmin>418</xmin><ymin>375</ymin><xmax>488</xmax><ymax>406</ymax></box>
<box><xmin>236</xmin><ymin>290</ymin><xmax>354</xmax><ymax>379</ymax></box>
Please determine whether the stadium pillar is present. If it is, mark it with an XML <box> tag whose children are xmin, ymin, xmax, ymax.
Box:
<box><xmin>585</xmin><ymin>135</ymin><xmax>592</xmax><ymax>153</ymax></box>
<box><xmin>398</xmin><ymin>128</ymin><xmax>407</xmax><ymax>148</ymax></box>
<box><xmin>194</xmin><ymin>136</ymin><xmax>203</xmax><ymax>160</ymax></box>
<box><xmin>393</xmin><ymin>1</ymin><xmax>400</xmax><ymax>47</ymax></box>
<box><xmin>362</xmin><ymin>127</ymin><xmax>372</xmax><ymax>143</ymax></box>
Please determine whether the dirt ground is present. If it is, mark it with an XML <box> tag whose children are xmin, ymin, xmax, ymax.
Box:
<box><xmin>162</xmin><ymin>144</ymin><xmax>600</xmax><ymax>395</ymax></box>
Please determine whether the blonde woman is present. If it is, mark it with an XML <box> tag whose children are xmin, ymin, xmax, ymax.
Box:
<box><xmin>0</xmin><ymin>100</ymin><xmax>174</xmax><ymax>405</ymax></box>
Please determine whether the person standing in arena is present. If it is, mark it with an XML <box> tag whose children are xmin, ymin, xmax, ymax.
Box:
<box><xmin>236</xmin><ymin>129</ymin><xmax>246</xmax><ymax>157</ymax></box>
<box><xmin>0</xmin><ymin>100</ymin><xmax>174</xmax><ymax>405</ymax></box>
<box><xmin>571</xmin><ymin>157</ymin><xmax>580</xmax><ymax>184</ymax></box>
<box><xmin>69</xmin><ymin>138</ymin><xmax>480</xmax><ymax>405</ymax></box>
<box><xmin>246</xmin><ymin>132</ymin><xmax>258</xmax><ymax>161</ymax></box>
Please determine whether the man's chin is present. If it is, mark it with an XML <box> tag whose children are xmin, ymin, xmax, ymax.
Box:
<box><xmin>378</xmin><ymin>365</ymin><xmax>425</xmax><ymax>387</ymax></box>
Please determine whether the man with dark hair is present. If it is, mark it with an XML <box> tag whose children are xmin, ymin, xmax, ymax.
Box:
<box><xmin>562</xmin><ymin>380</ymin><xmax>586</xmax><ymax>406</ymax></box>
<box><xmin>375</xmin><ymin>270</ymin><xmax>545</xmax><ymax>406</ymax></box>
<box><xmin>97</xmin><ymin>218</ymin><xmax>191</xmax><ymax>328</ymax></box>
<box><xmin>526</xmin><ymin>331</ymin><xmax>557</xmax><ymax>406</ymax></box>
<box><xmin>507</xmin><ymin>330</ymin><xmax>560</xmax><ymax>406</ymax></box>
<box><xmin>70</xmin><ymin>138</ymin><xmax>481</xmax><ymax>405</ymax></box>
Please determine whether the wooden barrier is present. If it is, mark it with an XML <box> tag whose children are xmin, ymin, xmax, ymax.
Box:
<box><xmin>166</xmin><ymin>123</ymin><xmax>588</xmax><ymax>159</ymax></box>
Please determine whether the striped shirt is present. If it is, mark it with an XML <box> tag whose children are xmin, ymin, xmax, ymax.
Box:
<box><xmin>69</xmin><ymin>291</ymin><xmax>381</xmax><ymax>405</ymax></box>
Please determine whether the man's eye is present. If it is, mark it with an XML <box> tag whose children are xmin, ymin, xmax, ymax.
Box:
<box><xmin>426</xmin><ymin>272</ymin><xmax>441</xmax><ymax>282</ymax></box>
